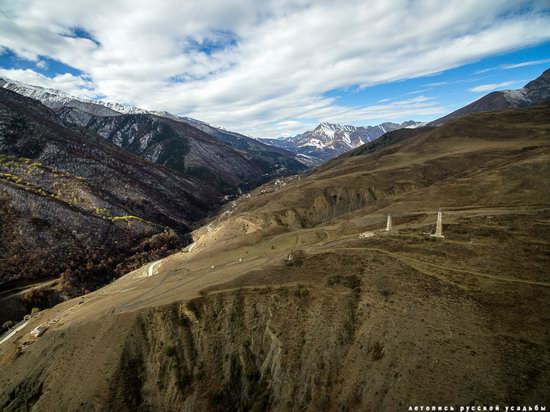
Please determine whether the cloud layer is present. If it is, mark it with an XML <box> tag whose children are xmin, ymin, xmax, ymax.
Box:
<box><xmin>468</xmin><ymin>80</ymin><xmax>524</xmax><ymax>93</ymax></box>
<box><xmin>1</xmin><ymin>0</ymin><xmax>549</xmax><ymax>136</ymax></box>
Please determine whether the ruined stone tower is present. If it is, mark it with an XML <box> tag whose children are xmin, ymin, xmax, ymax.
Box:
<box><xmin>385</xmin><ymin>213</ymin><xmax>393</xmax><ymax>232</ymax></box>
<box><xmin>431</xmin><ymin>208</ymin><xmax>444</xmax><ymax>238</ymax></box>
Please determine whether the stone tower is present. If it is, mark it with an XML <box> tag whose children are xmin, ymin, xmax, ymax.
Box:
<box><xmin>385</xmin><ymin>213</ymin><xmax>393</xmax><ymax>232</ymax></box>
<box><xmin>432</xmin><ymin>208</ymin><xmax>444</xmax><ymax>238</ymax></box>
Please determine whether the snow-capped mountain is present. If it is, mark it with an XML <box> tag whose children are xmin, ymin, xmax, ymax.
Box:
<box><xmin>0</xmin><ymin>76</ymin><xmax>303</xmax><ymax>165</ymax></box>
<box><xmin>262</xmin><ymin>120</ymin><xmax>422</xmax><ymax>164</ymax></box>
<box><xmin>0</xmin><ymin>77</ymin><xmax>149</xmax><ymax>117</ymax></box>
<box><xmin>0</xmin><ymin>76</ymin><xmax>306</xmax><ymax>188</ymax></box>
<box><xmin>0</xmin><ymin>77</ymin><xmax>262</xmax><ymax>136</ymax></box>
<box><xmin>0</xmin><ymin>76</ymin><xmax>425</xmax><ymax>168</ymax></box>
<box><xmin>292</xmin><ymin>121</ymin><xmax>422</xmax><ymax>149</ymax></box>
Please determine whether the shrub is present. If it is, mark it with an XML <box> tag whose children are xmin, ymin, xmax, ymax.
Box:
<box><xmin>294</xmin><ymin>284</ymin><xmax>309</xmax><ymax>298</ymax></box>
<box><xmin>379</xmin><ymin>288</ymin><xmax>392</xmax><ymax>300</ymax></box>
<box><xmin>31</xmin><ymin>307</ymin><xmax>40</xmax><ymax>315</ymax></box>
<box><xmin>326</xmin><ymin>275</ymin><xmax>361</xmax><ymax>289</ymax></box>
<box><xmin>210</xmin><ymin>391</ymin><xmax>224</xmax><ymax>405</ymax></box>
<box><xmin>164</xmin><ymin>345</ymin><xmax>177</xmax><ymax>358</ymax></box>
<box><xmin>2</xmin><ymin>320</ymin><xmax>15</xmax><ymax>331</ymax></box>
<box><xmin>370</xmin><ymin>341</ymin><xmax>384</xmax><ymax>361</ymax></box>
<box><xmin>30</xmin><ymin>216</ymin><xmax>50</xmax><ymax>228</ymax></box>
<box><xmin>178</xmin><ymin>373</ymin><xmax>192</xmax><ymax>390</ymax></box>
<box><xmin>20</xmin><ymin>287</ymin><xmax>53</xmax><ymax>309</ymax></box>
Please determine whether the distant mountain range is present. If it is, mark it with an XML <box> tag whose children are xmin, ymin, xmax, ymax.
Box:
<box><xmin>261</xmin><ymin>120</ymin><xmax>424</xmax><ymax>164</ymax></box>
<box><xmin>430</xmin><ymin>68</ymin><xmax>550</xmax><ymax>125</ymax></box>
<box><xmin>260</xmin><ymin>68</ymin><xmax>550</xmax><ymax>164</ymax></box>
<box><xmin>0</xmin><ymin>77</ymin><xmax>307</xmax><ymax>192</ymax></box>
<box><xmin>0</xmin><ymin>77</ymin><xmax>199</xmax><ymax>118</ymax></box>
<box><xmin>1</xmin><ymin>68</ymin><xmax>548</xmax><ymax>175</ymax></box>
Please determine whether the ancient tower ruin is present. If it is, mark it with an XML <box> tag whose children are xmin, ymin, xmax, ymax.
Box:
<box><xmin>385</xmin><ymin>213</ymin><xmax>393</xmax><ymax>232</ymax></box>
<box><xmin>431</xmin><ymin>208</ymin><xmax>444</xmax><ymax>238</ymax></box>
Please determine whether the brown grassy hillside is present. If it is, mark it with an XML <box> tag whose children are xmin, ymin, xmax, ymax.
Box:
<box><xmin>0</xmin><ymin>105</ymin><xmax>549</xmax><ymax>411</ymax></box>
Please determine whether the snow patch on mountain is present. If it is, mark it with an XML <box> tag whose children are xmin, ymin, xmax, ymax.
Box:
<box><xmin>288</xmin><ymin>121</ymin><xmax>421</xmax><ymax>150</ymax></box>
<box><xmin>262</xmin><ymin>120</ymin><xmax>422</xmax><ymax>164</ymax></box>
<box><xmin>0</xmin><ymin>77</ymin><xmax>147</xmax><ymax>116</ymax></box>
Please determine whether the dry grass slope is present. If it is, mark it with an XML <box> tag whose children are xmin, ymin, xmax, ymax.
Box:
<box><xmin>0</xmin><ymin>105</ymin><xmax>549</xmax><ymax>411</ymax></box>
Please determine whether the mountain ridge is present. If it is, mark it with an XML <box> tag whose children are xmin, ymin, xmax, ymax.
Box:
<box><xmin>0</xmin><ymin>77</ymin><xmax>307</xmax><ymax>190</ymax></box>
<box><xmin>261</xmin><ymin>120</ymin><xmax>423</xmax><ymax>164</ymax></box>
<box><xmin>0</xmin><ymin>77</ymin><xmax>152</xmax><ymax>116</ymax></box>
<box><xmin>430</xmin><ymin>68</ymin><xmax>550</xmax><ymax>125</ymax></box>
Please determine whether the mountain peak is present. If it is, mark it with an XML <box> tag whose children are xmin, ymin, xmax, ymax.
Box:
<box><xmin>430</xmin><ymin>68</ymin><xmax>550</xmax><ymax>126</ymax></box>
<box><xmin>264</xmin><ymin>119</ymin><xmax>422</xmax><ymax>162</ymax></box>
<box><xmin>313</xmin><ymin>122</ymin><xmax>356</xmax><ymax>136</ymax></box>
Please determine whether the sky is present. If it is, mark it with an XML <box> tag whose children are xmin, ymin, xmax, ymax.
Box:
<box><xmin>0</xmin><ymin>0</ymin><xmax>549</xmax><ymax>138</ymax></box>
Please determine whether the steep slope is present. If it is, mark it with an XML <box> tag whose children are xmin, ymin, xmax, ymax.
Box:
<box><xmin>0</xmin><ymin>88</ymin><xmax>220</xmax><ymax>299</ymax></box>
<box><xmin>430</xmin><ymin>68</ymin><xmax>550</xmax><ymax>125</ymax></box>
<box><xmin>155</xmin><ymin>112</ymin><xmax>306</xmax><ymax>172</ymax></box>
<box><xmin>1</xmin><ymin>105</ymin><xmax>549</xmax><ymax>411</ymax></box>
<box><xmin>263</xmin><ymin>120</ymin><xmax>422</xmax><ymax>164</ymax></box>
<box><xmin>57</xmin><ymin>107</ymin><xmax>306</xmax><ymax>190</ymax></box>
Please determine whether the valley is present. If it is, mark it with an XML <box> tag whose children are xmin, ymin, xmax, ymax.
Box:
<box><xmin>0</xmin><ymin>81</ymin><xmax>305</xmax><ymax>323</ymax></box>
<box><xmin>1</xmin><ymin>104</ymin><xmax>549</xmax><ymax>410</ymax></box>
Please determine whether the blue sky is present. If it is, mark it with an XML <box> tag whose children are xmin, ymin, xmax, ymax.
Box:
<box><xmin>0</xmin><ymin>0</ymin><xmax>549</xmax><ymax>137</ymax></box>
<box><xmin>0</xmin><ymin>49</ymin><xmax>84</xmax><ymax>77</ymax></box>
<box><xmin>321</xmin><ymin>42</ymin><xmax>550</xmax><ymax>125</ymax></box>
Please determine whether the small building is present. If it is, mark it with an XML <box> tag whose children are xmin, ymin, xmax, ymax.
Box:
<box><xmin>30</xmin><ymin>325</ymin><xmax>47</xmax><ymax>338</ymax></box>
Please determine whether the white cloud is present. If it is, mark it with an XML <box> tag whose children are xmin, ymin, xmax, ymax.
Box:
<box><xmin>501</xmin><ymin>58</ymin><xmax>550</xmax><ymax>69</ymax></box>
<box><xmin>476</xmin><ymin>58</ymin><xmax>550</xmax><ymax>73</ymax></box>
<box><xmin>405</xmin><ymin>88</ymin><xmax>432</xmax><ymax>95</ymax></box>
<box><xmin>468</xmin><ymin>80</ymin><xmax>522</xmax><ymax>93</ymax></box>
<box><xmin>0</xmin><ymin>0</ymin><xmax>549</xmax><ymax>137</ymax></box>
<box><xmin>36</xmin><ymin>59</ymin><xmax>48</xmax><ymax>69</ymax></box>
